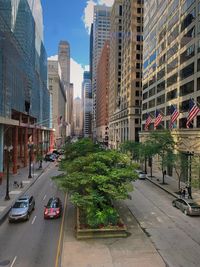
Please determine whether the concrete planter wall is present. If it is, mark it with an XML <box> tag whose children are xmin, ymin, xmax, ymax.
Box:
<box><xmin>76</xmin><ymin>208</ymin><xmax>128</xmax><ymax>239</ymax></box>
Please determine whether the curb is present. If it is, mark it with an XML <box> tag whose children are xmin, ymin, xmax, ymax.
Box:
<box><xmin>146</xmin><ymin>176</ymin><xmax>178</xmax><ymax>198</ymax></box>
<box><xmin>0</xmin><ymin>162</ymin><xmax>51</xmax><ymax>225</ymax></box>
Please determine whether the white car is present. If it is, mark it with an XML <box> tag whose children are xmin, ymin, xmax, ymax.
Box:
<box><xmin>135</xmin><ymin>170</ymin><xmax>146</xmax><ymax>180</ymax></box>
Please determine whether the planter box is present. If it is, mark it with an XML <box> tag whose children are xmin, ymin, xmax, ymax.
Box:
<box><xmin>76</xmin><ymin>208</ymin><xmax>128</xmax><ymax>239</ymax></box>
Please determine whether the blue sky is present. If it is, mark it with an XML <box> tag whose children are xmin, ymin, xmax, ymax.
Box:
<box><xmin>41</xmin><ymin>0</ymin><xmax>114</xmax><ymax>97</ymax></box>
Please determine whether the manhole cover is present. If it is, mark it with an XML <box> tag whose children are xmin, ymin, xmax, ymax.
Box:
<box><xmin>0</xmin><ymin>260</ymin><xmax>10</xmax><ymax>266</ymax></box>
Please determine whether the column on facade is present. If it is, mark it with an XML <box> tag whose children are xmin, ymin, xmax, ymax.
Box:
<box><xmin>12</xmin><ymin>126</ymin><xmax>18</xmax><ymax>174</ymax></box>
<box><xmin>32</xmin><ymin>127</ymin><xmax>37</xmax><ymax>161</ymax></box>
<box><xmin>24</xmin><ymin>127</ymin><xmax>28</xmax><ymax>167</ymax></box>
<box><xmin>50</xmin><ymin>130</ymin><xmax>54</xmax><ymax>151</ymax></box>
<box><xmin>0</xmin><ymin>125</ymin><xmax>4</xmax><ymax>182</ymax></box>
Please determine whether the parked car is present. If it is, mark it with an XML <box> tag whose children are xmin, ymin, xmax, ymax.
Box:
<box><xmin>9</xmin><ymin>195</ymin><xmax>35</xmax><ymax>222</ymax></box>
<box><xmin>172</xmin><ymin>198</ymin><xmax>200</xmax><ymax>216</ymax></box>
<box><xmin>44</xmin><ymin>197</ymin><xmax>62</xmax><ymax>219</ymax></box>
<box><xmin>135</xmin><ymin>169</ymin><xmax>146</xmax><ymax>180</ymax></box>
<box><xmin>44</xmin><ymin>153</ymin><xmax>56</xmax><ymax>162</ymax></box>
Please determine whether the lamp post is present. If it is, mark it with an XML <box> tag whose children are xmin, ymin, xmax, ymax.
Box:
<box><xmin>187</xmin><ymin>151</ymin><xmax>194</xmax><ymax>199</ymax></box>
<box><xmin>4</xmin><ymin>145</ymin><xmax>13</xmax><ymax>200</ymax></box>
<box><xmin>28</xmin><ymin>142</ymin><xmax>34</xmax><ymax>178</ymax></box>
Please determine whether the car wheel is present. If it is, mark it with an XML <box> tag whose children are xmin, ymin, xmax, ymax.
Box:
<box><xmin>172</xmin><ymin>202</ymin><xmax>176</xmax><ymax>207</ymax></box>
<box><xmin>184</xmin><ymin>209</ymin><xmax>188</xmax><ymax>215</ymax></box>
<box><xmin>26</xmin><ymin>213</ymin><xmax>30</xmax><ymax>220</ymax></box>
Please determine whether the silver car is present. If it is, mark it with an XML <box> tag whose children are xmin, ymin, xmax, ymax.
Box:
<box><xmin>9</xmin><ymin>195</ymin><xmax>35</xmax><ymax>222</ymax></box>
<box><xmin>135</xmin><ymin>170</ymin><xmax>146</xmax><ymax>180</ymax></box>
<box><xmin>172</xmin><ymin>198</ymin><xmax>200</xmax><ymax>216</ymax></box>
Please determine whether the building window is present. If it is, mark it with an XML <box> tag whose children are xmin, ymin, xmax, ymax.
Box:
<box><xmin>167</xmin><ymin>88</ymin><xmax>177</xmax><ymax>100</ymax></box>
<box><xmin>180</xmin><ymin>63</ymin><xmax>194</xmax><ymax>80</ymax></box>
<box><xmin>149</xmin><ymin>87</ymin><xmax>156</xmax><ymax>97</ymax></box>
<box><xmin>179</xmin><ymin>118</ymin><xmax>188</xmax><ymax>128</ymax></box>
<box><xmin>180</xmin><ymin>44</ymin><xmax>195</xmax><ymax>64</ymax></box>
<box><xmin>149</xmin><ymin>99</ymin><xmax>155</xmax><ymax>108</ymax></box>
<box><xmin>136</xmin><ymin>90</ymin><xmax>140</xmax><ymax>96</ymax></box>
<box><xmin>157</xmin><ymin>94</ymin><xmax>165</xmax><ymax>105</ymax></box>
<box><xmin>181</xmin><ymin>26</ymin><xmax>195</xmax><ymax>47</ymax></box>
<box><xmin>157</xmin><ymin>68</ymin><xmax>165</xmax><ymax>81</ymax></box>
<box><xmin>181</xmin><ymin>8</ymin><xmax>196</xmax><ymax>32</ymax></box>
<box><xmin>136</xmin><ymin>81</ymin><xmax>140</xmax><ymax>87</ymax></box>
<box><xmin>157</xmin><ymin>81</ymin><xmax>165</xmax><ymax>92</ymax></box>
<box><xmin>180</xmin><ymin>81</ymin><xmax>194</xmax><ymax>96</ymax></box>
<box><xmin>167</xmin><ymin>73</ymin><xmax>178</xmax><ymax>87</ymax></box>
<box><xmin>167</xmin><ymin>43</ymin><xmax>178</xmax><ymax>59</ymax></box>
<box><xmin>143</xmin><ymin>102</ymin><xmax>147</xmax><ymax>110</ymax></box>
<box><xmin>167</xmin><ymin>58</ymin><xmax>178</xmax><ymax>73</ymax></box>
<box><xmin>197</xmin><ymin>77</ymin><xmax>200</xmax><ymax>90</ymax></box>
<box><xmin>143</xmin><ymin>92</ymin><xmax>148</xmax><ymax>100</ymax></box>
<box><xmin>197</xmin><ymin>58</ymin><xmax>200</xmax><ymax>72</ymax></box>
<box><xmin>179</xmin><ymin>99</ymin><xmax>190</xmax><ymax>112</ymax></box>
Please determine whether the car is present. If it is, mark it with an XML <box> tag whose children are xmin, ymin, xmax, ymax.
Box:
<box><xmin>135</xmin><ymin>169</ymin><xmax>146</xmax><ymax>180</ymax></box>
<box><xmin>9</xmin><ymin>195</ymin><xmax>35</xmax><ymax>222</ymax></box>
<box><xmin>172</xmin><ymin>198</ymin><xmax>200</xmax><ymax>216</ymax></box>
<box><xmin>44</xmin><ymin>197</ymin><xmax>62</xmax><ymax>219</ymax></box>
<box><xmin>44</xmin><ymin>153</ymin><xmax>56</xmax><ymax>162</ymax></box>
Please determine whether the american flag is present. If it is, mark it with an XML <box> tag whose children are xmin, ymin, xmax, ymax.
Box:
<box><xmin>169</xmin><ymin>105</ymin><xmax>179</xmax><ymax>129</ymax></box>
<box><xmin>186</xmin><ymin>99</ymin><xmax>200</xmax><ymax>128</ymax></box>
<box><xmin>145</xmin><ymin>113</ymin><xmax>152</xmax><ymax>131</ymax></box>
<box><xmin>154</xmin><ymin>109</ymin><xmax>163</xmax><ymax>129</ymax></box>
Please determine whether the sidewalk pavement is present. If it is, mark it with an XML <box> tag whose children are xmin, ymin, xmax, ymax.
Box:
<box><xmin>145</xmin><ymin>170</ymin><xmax>200</xmax><ymax>205</ymax></box>
<box><xmin>0</xmin><ymin>161</ymin><xmax>51</xmax><ymax>224</ymax></box>
<box><xmin>61</xmin><ymin>201</ymin><xmax>166</xmax><ymax>267</ymax></box>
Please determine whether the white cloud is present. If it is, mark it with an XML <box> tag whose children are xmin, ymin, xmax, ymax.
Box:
<box><xmin>70</xmin><ymin>58</ymin><xmax>89</xmax><ymax>98</ymax></box>
<box><xmin>83</xmin><ymin>0</ymin><xmax>114</xmax><ymax>34</ymax></box>
<box><xmin>48</xmin><ymin>55</ymin><xmax>58</xmax><ymax>61</ymax></box>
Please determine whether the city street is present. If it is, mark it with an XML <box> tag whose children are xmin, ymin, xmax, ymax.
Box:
<box><xmin>127</xmin><ymin>179</ymin><xmax>200</xmax><ymax>267</ymax></box>
<box><xmin>0</xmin><ymin>164</ymin><xmax>64</xmax><ymax>267</ymax></box>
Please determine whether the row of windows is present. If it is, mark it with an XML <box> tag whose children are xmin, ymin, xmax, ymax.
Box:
<box><xmin>143</xmin><ymin>77</ymin><xmax>200</xmax><ymax>103</ymax></box>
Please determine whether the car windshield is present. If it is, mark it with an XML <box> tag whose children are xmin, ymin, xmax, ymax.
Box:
<box><xmin>13</xmin><ymin>201</ymin><xmax>28</xmax><ymax>208</ymax></box>
<box><xmin>47</xmin><ymin>200</ymin><xmax>59</xmax><ymax>208</ymax></box>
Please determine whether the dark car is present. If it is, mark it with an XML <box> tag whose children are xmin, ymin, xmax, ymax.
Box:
<box><xmin>172</xmin><ymin>198</ymin><xmax>200</xmax><ymax>216</ymax></box>
<box><xmin>44</xmin><ymin>153</ymin><xmax>56</xmax><ymax>162</ymax></box>
<box><xmin>9</xmin><ymin>195</ymin><xmax>35</xmax><ymax>222</ymax></box>
<box><xmin>44</xmin><ymin>197</ymin><xmax>62</xmax><ymax>219</ymax></box>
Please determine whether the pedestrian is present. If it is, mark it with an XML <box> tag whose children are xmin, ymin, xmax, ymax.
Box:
<box><xmin>182</xmin><ymin>187</ymin><xmax>186</xmax><ymax>198</ymax></box>
<box><xmin>187</xmin><ymin>185</ymin><xmax>192</xmax><ymax>199</ymax></box>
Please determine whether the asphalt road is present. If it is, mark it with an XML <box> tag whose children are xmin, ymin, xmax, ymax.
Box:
<box><xmin>0</xmin><ymin>164</ymin><xmax>65</xmax><ymax>267</ymax></box>
<box><xmin>126</xmin><ymin>179</ymin><xmax>200</xmax><ymax>267</ymax></box>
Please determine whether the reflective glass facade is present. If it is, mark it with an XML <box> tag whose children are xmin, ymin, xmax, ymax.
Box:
<box><xmin>0</xmin><ymin>0</ymin><xmax>49</xmax><ymax>127</ymax></box>
<box><xmin>142</xmin><ymin>0</ymin><xmax>200</xmax><ymax>130</ymax></box>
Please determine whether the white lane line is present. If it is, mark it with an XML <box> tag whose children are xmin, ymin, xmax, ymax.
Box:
<box><xmin>43</xmin><ymin>194</ymin><xmax>46</xmax><ymax>200</ymax></box>
<box><xmin>31</xmin><ymin>216</ymin><xmax>37</xmax><ymax>225</ymax></box>
<box><xmin>10</xmin><ymin>256</ymin><xmax>17</xmax><ymax>267</ymax></box>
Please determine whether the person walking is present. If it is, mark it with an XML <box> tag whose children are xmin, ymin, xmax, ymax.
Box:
<box><xmin>187</xmin><ymin>185</ymin><xmax>192</xmax><ymax>199</ymax></box>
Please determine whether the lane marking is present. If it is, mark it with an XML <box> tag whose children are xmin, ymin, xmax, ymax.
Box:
<box><xmin>43</xmin><ymin>194</ymin><xmax>47</xmax><ymax>201</ymax></box>
<box><xmin>10</xmin><ymin>256</ymin><xmax>17</xmax><ymax>267</ymax></box>
<box><xmin>31</xmin><ymin>216</ymin><xmax>37</xmax><ymax>225</ymax></box>
<box><xmin>55</xmin><ymin>193</ymin><xmax>67</xmax><ymax>267</ymax></box>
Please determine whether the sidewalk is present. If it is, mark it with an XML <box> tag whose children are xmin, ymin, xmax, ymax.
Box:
<box><xmin>61</xmin><ymin>201</ymin><xmax>166</xmax><ymax>267</ymax></box>
<box><xmin>0</xmin><ymin>161</ymin><xmax>51</xmax><ymax>224</ymax></box>
<box><xmin>145</xmin><ymin>170</ymin><xmax>200</xmax><ymax>205</ymax></box>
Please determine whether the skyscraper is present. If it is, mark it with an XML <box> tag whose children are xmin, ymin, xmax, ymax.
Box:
<box><xmin>108</xmin><ymin>0</ymin><xmax>143</xmax><ymax>148</ymax></box>
<box><xmin>91</xmin><ymin>5</ymin><xmax>111</xmax><ymax>139</ymax></box>
<box><xmin>96</xmin><ymin>41</ymin><xmax>110</xmax><ymax>145</ymax></box>
<box><xmin>82</xmin><ymin>71</ymin><xmax>92</xmax><ymax>137</ymax></box>
<box><xmin>58</xmin><ymin>40</ymin><xmax>71</xmax><ymax>136</ymax></box>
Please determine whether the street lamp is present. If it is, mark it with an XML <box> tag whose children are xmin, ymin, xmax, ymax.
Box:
<box><xmin>28</xmin><ymin>142</ymin><xmax>34</xmax><ymax>178</ymax></box>
<box><xmin>187</xmin><ymin>151</ymin><xmax>194</xmax><ymax>199</ymax></box>
<box><xmin>4</xmin><ymin>145</ymin><xmax>13</xmax><ymax>200</ymax></box>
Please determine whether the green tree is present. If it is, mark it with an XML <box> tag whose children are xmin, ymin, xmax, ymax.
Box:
<box><xmin>63</xmin><ymin>138</ymin><xmax>102</xmax><ymax>161</ymax></box>
<box><xmin>54</xmin><ymin>149</ymin><xmax>138</xmax><ymax>228</ymax></box>
<box><xmin>147</xmin><ymin>130</ymin><xmax>175</xmax><ymax>184</ymax></box>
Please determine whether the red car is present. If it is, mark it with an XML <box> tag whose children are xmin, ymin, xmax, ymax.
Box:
<box><xmin>44</xmin><ymin>197</ymin><xmax>62</xmax><ymax>219</ymax></box>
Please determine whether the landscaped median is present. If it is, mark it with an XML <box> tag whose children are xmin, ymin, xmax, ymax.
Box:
<box><xmin>53</xmin><ymin>138</ymin><xmax>139</xmax><ymax>239</ymax></box>
<box><xmin>76</xmin><ymin>207</ymin><xmax>127</xmax><ymax>239</ymax></box>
